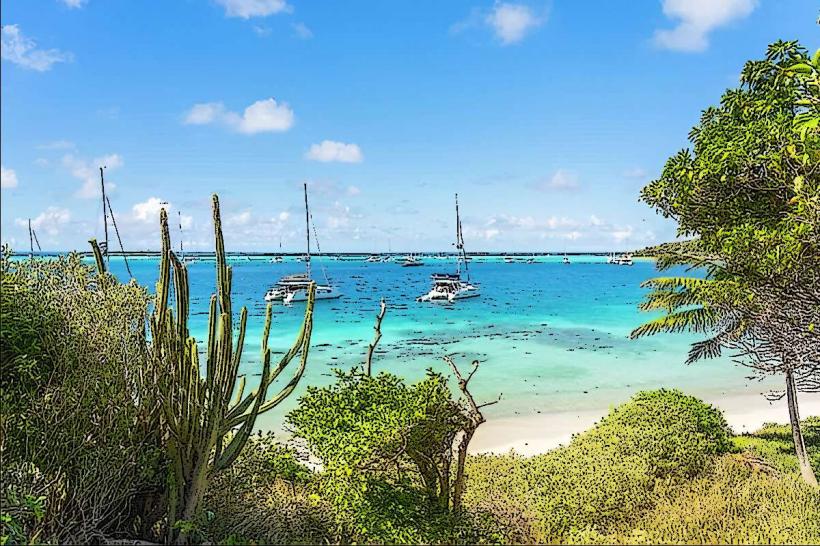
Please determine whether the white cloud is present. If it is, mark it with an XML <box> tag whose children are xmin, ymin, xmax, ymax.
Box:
<box><xmin>59</xmin><ymin>0</ymin><xmax>87</xmax><ymax>8</ymax></box>
<box><xmin>1</xmin><ymin>25</ymin><xmax>73</xmax><ymax>71</ymax></box>
<box><xmin>292</xmin><ymin>22</ymin><xmax>313</xmax><ymax>39</ymax></box>
<box><xmin>227</xmin><ymin>210</ymin><xmax>253</xmax><ymax>226</ymax></box>
<box><xmin>38</xmin><ymin>139</ymin><xmax>75</xmax><ymax>150</ymax></box>
<box><xmin>15</xmin><ymin>207</ymin><xmax>71</xmax><ymax>235</ymax></box>
<box><xmin>346</xmin><ymin>185</ymin><xmax>361</xmax><ymax>196</ymax></box>
<box><xmin>305</xmin><ymin>140</ymin><xmax>363</xmax><ymax>163</ymax></box>
<box><xmin>623</xmin><ymin>167</ymin><xmax>648</xmax><ymax>179</ymax></box>
<box><xmin>654</xmin><ymin>0</ymin><xmax>757</xmax><ymax>53</ymax></box>
<box><xmin>216</xmin><ymin>0</ymin><xmax>291</xmax><ymax>18</ymax></box>
<box><xmin>62</xmin><ymin>153</ymin><xmax>123</xmax><ymax>198</ymax></box>
<box><xmin>184</xmin><ymin>98</ymin><xmax>294</xmax><ymax>134</ymax></box>
<box><xmin>132</xmin><ymin>197</ymin><xmax>170</xmax><ymax>223</ymax></box>
<box><xmin>1</xmin><ymin>166</ymin><xmax>19</xmax><ymax>189</ymax></box>
<box><xmin>534</xmin><ymin>169</ymin><xmax>579</xmax><ymax>192</ymax></box>
<box><xmin>486</xmin><ymin>3</ymin><xmax>543</xmax><ymax>45</ymax></box>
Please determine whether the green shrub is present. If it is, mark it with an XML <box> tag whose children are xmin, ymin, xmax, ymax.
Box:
<box><xmin>463</xmin><ymin>389</ymin><xmax>732</xmax><ymax>542</ymax></box>
<box><xmin>202</xmin><ymin>433</ymin><xmax>336</xmax><ymax>545</ymax></box>
<box><xmin>577</xmin><ymin>455</ymin><xmax>820</xmax><ymax>544</ymax></box>
<box><xmin>733</xmin><ymin>416</ymin><xmax>820</xmax><ymax>478</ymax></box>
<box><xmin>287</xmin><ymin>369</ymin><xmax>493</xmax><ymax>544</ymax></box>
<box><xmin>0</xmin><ymin>251</ymin><xmax>163</xmax><ymax>544</ymax></box>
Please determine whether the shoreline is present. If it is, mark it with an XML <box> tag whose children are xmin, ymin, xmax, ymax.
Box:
<box><xmin>470</xmin><ymin>392</ymin><xmax>820</xmax><ymax>457</ymax></box>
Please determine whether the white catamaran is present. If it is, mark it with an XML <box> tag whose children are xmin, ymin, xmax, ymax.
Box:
<box><xmin>417</xmin><ymin>194</ymin><xmax>479</xmax><ymax>303</ymax></box>
<box><xmin>264</xmin><ymin>183</ymin><xmax>341</xmax><ymax>304</ymax></box>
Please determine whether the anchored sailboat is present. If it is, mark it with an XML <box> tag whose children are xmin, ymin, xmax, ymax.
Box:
<box><xmin>417</xmin><ymin>193</ymin><xmax>479</xmax><ymax>302</ymax></box>
<box><xmin>264</xmin><ymin>183</ymin><xmax>341</xmax><ymax>304</ymax></box>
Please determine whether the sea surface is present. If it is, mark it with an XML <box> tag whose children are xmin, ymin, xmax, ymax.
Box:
<box><xmin>97</xmin><ymin>254</ymin><xmax>769</xmax><ymax>433</ymax></box>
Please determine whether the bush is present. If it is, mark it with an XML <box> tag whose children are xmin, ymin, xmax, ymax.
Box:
<box><xmin>287</xmin><ymin>369</ymin><xmax>492</xmax><ymax>544</ymax></box>
<box><xmin>462</xmin><ymin>389</ymin><xmax>732</xmax><ymax>542</ymax></box>
<box><xmin>577</xmin><ymin>454</ymin><xmax>820</xmax><ymax>544</ymax></box>
<box><xmin>202</xmin><ymin>433</ymin><xmax>336</xmax><ymax>545</ymax></box>
<box><xmin>0</xmin><ymin>251</ymin><xmax>164</xmax><ymax>544</ymax></box>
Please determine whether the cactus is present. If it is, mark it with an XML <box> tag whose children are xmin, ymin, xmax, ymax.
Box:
<box><xmin>150</xmin><ymin>194</ymin><xmax>316</xmax><ymax>543</ymax></box>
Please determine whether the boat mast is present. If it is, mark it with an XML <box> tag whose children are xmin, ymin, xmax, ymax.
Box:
<box><xmin>303</xmin><ymin>182</ymin><xmax>311</xmax><ymax>279</ymax></box>
<box><xmin>28</xmin><ymin>219</ymin><xmax>34</xmax><ymax>261</ymax></box>
<box><xmin>99</xmin><ymin>167</ymin><xmax>109</xmax><ymax>264</ymax></box>
<box><xmin>178</xmin><ymin>211</ymin><xmax>185</xmax><ymax>260</ymax></box>
<box><xmin>455</xmin><ymin>193</ymin><xmax>470</xmax><ymax>280</ymax></box>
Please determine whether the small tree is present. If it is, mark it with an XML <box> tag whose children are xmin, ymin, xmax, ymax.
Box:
<box><xmin>634</xmin><ymin>40</ymin><xmax>819</xmax><ymax>486</ymax></box>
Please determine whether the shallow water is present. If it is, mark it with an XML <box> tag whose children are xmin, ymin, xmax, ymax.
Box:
<box><xmin>100</xmin><ymin>254</ymin><xmax>768</xmax><ymax>432</ymax></box>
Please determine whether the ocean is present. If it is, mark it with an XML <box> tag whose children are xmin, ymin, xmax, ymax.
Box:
<box><xmin>100</xmin><ymin>254</ymin><xmax>767</xmax><ymax>433</ymax></box>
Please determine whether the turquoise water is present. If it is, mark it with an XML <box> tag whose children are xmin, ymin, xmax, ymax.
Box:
<box><xmin>100</xmin><ymin>254</ymin><xmax>766</xmax><ymax>431</ymax></box>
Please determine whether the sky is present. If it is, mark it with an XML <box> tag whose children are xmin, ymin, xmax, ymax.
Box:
<box><xmin>1</xmin><ymin>1</ymin><xmax>818</xmax><ymax>253</ymax></box>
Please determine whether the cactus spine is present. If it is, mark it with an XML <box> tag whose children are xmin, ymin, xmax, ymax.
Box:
<box><xmin>151</xmin><ymin>194</ymin><xmax>316</xmax><ymax>543</ymax></box>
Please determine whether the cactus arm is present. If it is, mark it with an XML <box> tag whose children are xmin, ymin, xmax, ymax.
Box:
<box><xmin>213</xmin><ymin>348</ymin><xmax>273</xmax><ymax>472</ymax></box>
<box><xmin>89</xmin><ymin>238</ymin><xmax>107</xmax><ymax>274</ymax></box>
<box><xmin>257</xmin><ymin>283</ymin><xmax>315</xmax><ymax>413</ymax></box>
<box><xmin>155</xmin><ymin>209</ymin><xmax>172</xmax><ymax>331</ymax></box>
<box><xmin>233</xmin><ymin>375</ymin><xmax>246</xmax><ymax>407</ymax></box>
<box><xmin>205</xmin><ymin>295</ymin><xmax>218</xmax><ymax>387</ymax></box>
<box><xmin>222</xmin><ymin>290</ymin><xmax>313</xmax><ymax>427</ymax></box>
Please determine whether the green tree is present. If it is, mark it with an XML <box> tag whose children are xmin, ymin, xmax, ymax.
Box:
<box><xmin>633</xmin><ymin>40</ymin><xmax>819</xmax><ymax>486</ymax></box>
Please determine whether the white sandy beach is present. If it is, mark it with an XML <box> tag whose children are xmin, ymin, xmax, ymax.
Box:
<box><xmin>470</xmin><ymin>392</ymin><xmax>820</xmax><ymax>457</ymax></box>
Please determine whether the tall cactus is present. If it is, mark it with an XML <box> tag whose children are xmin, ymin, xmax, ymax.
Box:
<box><xmin>150</xmin><ymin>194</ymin><xmax>316</xmax><ymax>543</ymax></box>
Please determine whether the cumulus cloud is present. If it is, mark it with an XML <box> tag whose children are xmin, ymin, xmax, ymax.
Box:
<box><xmin>1</xmin><ymin>166</ymin><xmax>18</xmax><ymax>189</ymax></box>
<box><xmin>486</xmin><ymin>2</ymin><xmax>543</xmax><ymax>45</ymax></box>
<box><xmin>533</xmin><ymin>169</ymin><xmax>580</xmax><ymax>192</ymax></box>
<box><xmin>216</xmin><ymin>0</ymin><xmax>291</xmax><ymax>18</ymax></box>
<box><xmin>184</xmin><ymin>98</ymin><xmax>294</xmax><ymax>134</ymax></box>
<box><xmin>132</xmin><ymin>197</ymin><xmax>170</xmax><ymax>223</ymax></box>
<box><xmin>59</xmin><ymin>0</ymin><xmax>87</xmax><ymax>8</ymax></box>
<box><xmin>468</xmin><ymin>213</ymin><xmax>655</xmax><ymax>248</ymax></box>
<box><xmin>654</xmin><ymin>0</ymin><xmax>757</xmax><ymax>53</ymax></box>
<box><xmin>623</xmin><ymin>167</ymin><xmax>649</xmax><ymax>179</ymax></box>
<box><xmin>62</xmin><ymin>153</ymin><xmax>123</xmax><ymax>198</ymax></box>
<box><xmin>1</xmin><ymin>24</ymin><xmax>73</xmax><ymax>71</ymax></box>
<box><xmin>292</xmin><ymin>22</ymin><xmax>313</xmax><ymax>39</ymax></box>
<box><xmin>15</xmin><ymin>207</ymin><xmax>71</xmax><ymax>235</ymax></box>
<box><xmin>305</xmin><ymin>140</ymin><xmax>363</xmax><ymax>163</ymax></box>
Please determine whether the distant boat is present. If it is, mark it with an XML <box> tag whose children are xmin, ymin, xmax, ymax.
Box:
<box><xmin>418</xmin><ymin>194</ymin><xmax>479</xmax><ymax>303</ymax></box>
<box><xmin>265</xmin><ymin>183</ymin><xmax>341</xmax><ymax>304</ymax></box>
<box><xmin>563</xmin><ymin>254</ymin><xmax>571</xmax><ymax>265</ymax></box>
<box><xmin>503</xmin><ymin>256</ymin><xmax>514</xmax><ymax>264</ymax></box>
<box><xmin>401</xmin><ymin>254</ymin><xmax>424</xmax><ymax>267</ymax></box>
<box><xmin>609</xmin><ymin>252</ymin><xmax>633</xmax><ymax>266</ymax></box>
<box><xmin>366</xmin><ymin>254</ymin><xmax>382</xmax><ymax>263</ymax></box>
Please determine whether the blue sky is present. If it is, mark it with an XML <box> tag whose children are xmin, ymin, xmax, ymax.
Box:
<box><xmin>1</xmin><ymin>1</ymin><xmax>817</xmax><ymax>252</ymax></box>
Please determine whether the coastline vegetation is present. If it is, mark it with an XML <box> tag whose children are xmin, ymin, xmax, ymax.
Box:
<box><xmin>1</xmin><ymin>39</ymin><xmax>818</xmax><ymax>545</ymax></box>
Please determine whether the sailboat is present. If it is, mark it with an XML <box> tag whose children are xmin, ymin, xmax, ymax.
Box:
<box><xmin>401</xmin><ymin>253</ymin><xmax>424</xmax><ymax>267</ymax></box>
<box><xmin>270</xmin><ymin>238</ymin><xmax>284</xmax><ymax>263</ymax></box>
<box><xmin>178</xmin><ymin>211</ymin><xmax>197</xmax><ymax>264</ymax></box>
<box><xmin>264</xmin><ymin>183</ymin><xmax>341</xmax><ymax>304</ymax></box>
<box><xmin>417</xmin><ymin>194</ymin><xmax>479</xmax><ymax>302</ymax></box>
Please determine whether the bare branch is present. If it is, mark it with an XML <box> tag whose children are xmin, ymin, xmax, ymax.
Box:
<box><xmin>364</xmin><ymin>298</ymin><xmax>387</xmax><ymax>377</ymax></box>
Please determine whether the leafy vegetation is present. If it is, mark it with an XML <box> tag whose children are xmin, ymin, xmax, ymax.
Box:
<box><xmin>633</xmin><ymin>39</ymin><xmax>820</xmax><ymax>485</ymax></box>
<box><xmin>0</xmin><ymin>249</ymin><xmax>163</xmax><ymax>543</ymax></box>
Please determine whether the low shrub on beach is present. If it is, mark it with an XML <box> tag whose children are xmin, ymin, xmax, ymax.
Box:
<box><xmin>463</xmin><ymin>389</ymin><xmax>733</xmax><ymax>542</ymax></box>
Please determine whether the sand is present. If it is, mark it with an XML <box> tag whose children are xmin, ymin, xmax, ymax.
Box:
<box><xmin>470</xmin><ymin>392</ymin><xmax>820</xmax><ymax>457</ymax></box>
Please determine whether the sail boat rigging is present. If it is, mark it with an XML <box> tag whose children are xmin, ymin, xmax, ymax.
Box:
<box><xmin>264</xmin><ymin>183</ymin><xmax>341</xmax><ymax>304</ymax></box>
<box><xmin>417</xmin><ymin>193</ymin><xmax>479</xmax><ymax>302</ymax></box>
<box><xmin>98</xmin><ymin>167</ymin><xmax>133</xmax><ymax>278</ymax></box>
